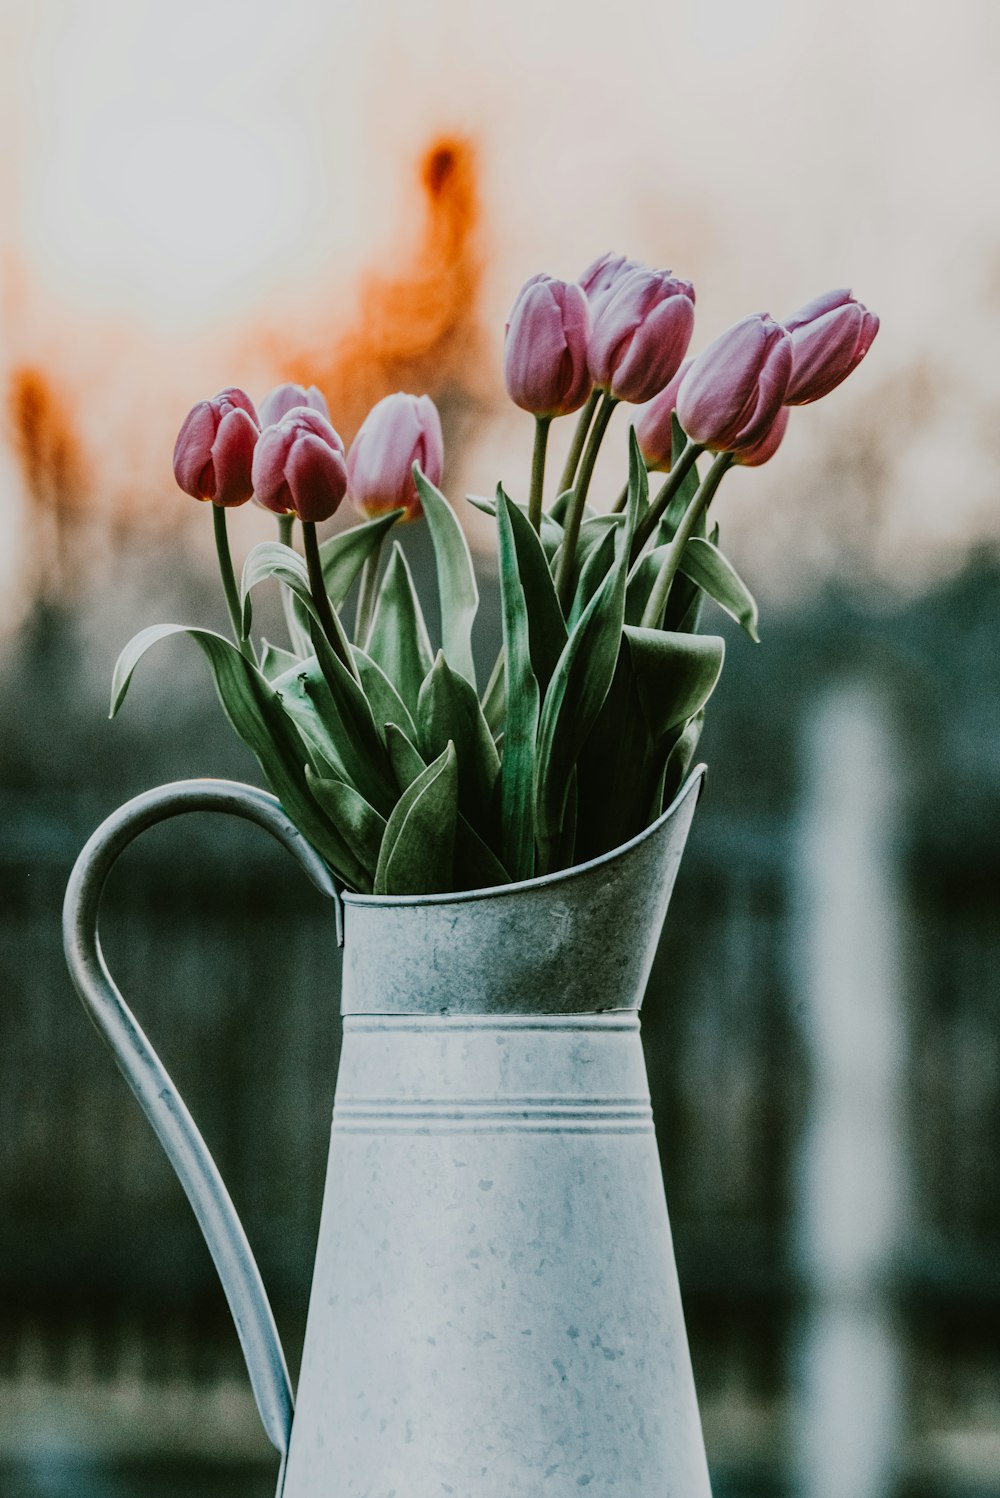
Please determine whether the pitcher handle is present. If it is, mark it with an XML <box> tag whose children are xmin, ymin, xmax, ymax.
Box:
<box><xmin>62</xmin><ymin>778</ymin><xmax>340</xmax><ymax>1462</ymax></box>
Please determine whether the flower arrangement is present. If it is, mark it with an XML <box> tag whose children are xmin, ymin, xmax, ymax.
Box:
<box><xmin>112</xmin><ymin>263</ymin><xmax>877</xmax><ymax>895</ymax></box>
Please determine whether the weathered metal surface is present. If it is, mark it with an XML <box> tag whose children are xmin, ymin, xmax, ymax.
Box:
<box><xmin>64</xmin><ymin>768</ymin><xmax>710</xmax><ymax>1497</ymax></box>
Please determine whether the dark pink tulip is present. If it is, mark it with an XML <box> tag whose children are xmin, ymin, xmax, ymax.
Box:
<box><xmin>252</xmin><ymin>407</ymin><xmax>348</xmax><ymax>524</ymax></box>
<box><xmin>503</xmin><ymin>275</ymin><xmax>592</xmax><ymax>419</ymax></box>
<box><xmin>676</xmin><ymin>314</ymin><xmax>792</xmax><ymax>452</ymax></box>
<box><xmin>733</xmin><ymin>404</ymin><xmax>790</xmax><ymax>467</ymax></box>
<box><xmin>783</xmin><ymin>288</ymin><xmax>879</xmax><ymax>404</ymax></box>
<box><xmin>634</xmin><ymin>358</ymin><xmax>693</xmax><ymax>472</ymax></box>
<box><xmin>347</xmin><ymin>392</ymin><xmax>444</xmax><ymax>521</ymax></box>
<box><xmin>578</xmin><ymin>251</ymin><xmax>646</xmax><ymax>317</ymax></box>
<box><xmin>172</xmin><ymin>387</ymin><xmax>260</xmax><ymax>507</ymax></box>
<box><xmin>588</xmin><ymin>268</ymin><xmax>696</xmax><ymax>404</ymax></box>
<box><xmin>258</xmin><ymin>382</ymin><xmax>330</xmax><ymax>426</ymax></box>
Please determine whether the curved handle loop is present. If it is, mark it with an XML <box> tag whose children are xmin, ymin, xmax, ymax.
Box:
<box><xmin>62</xmin><ymin>779</ymin><xmax>339</xmax><ymax>1462</ymax></box>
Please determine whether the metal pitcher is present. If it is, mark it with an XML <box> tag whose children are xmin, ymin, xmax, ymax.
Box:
<box><xmin>63</xmin><ymin>766</ymin><xmax>712</xmax><ymax>1497</ymax></box>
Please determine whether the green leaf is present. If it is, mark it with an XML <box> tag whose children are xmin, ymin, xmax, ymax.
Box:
<box><xmin>678</xmin><ymin>535</ymin><xmax>760</xmax><ymax>643</ymax></box>
<box><xmin>659</xmin><ymin>710</ymin><xmax>705</xmax><ymax>812</ymax></box>
<box><xmin>274</xmin><ymin>648</ymin><xmax>397</xmax><ymax>816</ymax></box>
<box><xmin>374</xmin><ymin>742</ymin><xmax>458</xmax><ymax>895</ymax></box>
<box><xmin>304</xmin><ymin>768</ymin><xmax>386</xmax><ymax>891</ymax></box>
<box><xmin>500</xmin><ymin>492</ymin><xmax>568</xmax><ymax>696</ymax></box>
<box><xmin>352</xmin><ymin>646</ymin><xmax>418</xmax><ymax>745</ymax></box>
<box><xmin>259</xmin><ymin>639</ymin><xmax>300</xmax><ymax>681</ymax></box>
<box><xmin>623</xmin><ymin>626</ymin><xmax>725</xmax><ymax>741</ymax></box>
<box><xmin>626</xmin><ymin>425</ymin><xmax>650</xmax><ymax>522</ymax></box>
<box><xmin>240</xmin><ymin>541</ymin><xmax>317</xmax><ymax>639</ymax></box>
<box><xmin>110</xmin><ymin>624</ymin><xmax>366</xmax><ymax>887</ymax></box>
<box><xmin>550</xmin><ymin>488</ymin><xmax>594</xmax><ymax>527</ymax></box>
<box><xmin>569</xmin><ymin>523</ymin><xmax>617</xmax><ymax>630</ymax></box>
<box><xmin>418</xmin><ymin>650</ymin><xmax>500</xmax><ymax>838</ymax></box>
<box><xmin>366</xmin><ymin>541</ymin><xmax>434</xmax><ymax>717</ymax></box>
<box><xmin>414</xmin><ymin>467</ymin><xmax>478</xmax><ymax>687</ymax></box>
<box><xmin>658</xmin><ymin>424</ymin><xmax>702</xmax><ymax>542</ymax></box>
<box><xmin>468</xmin><ymin>492</ymin><xmax>564</xmax><ymax>565</ymax></box>
<box><xmin>319</xmin><ymin>509</ymin><xmax>405</xmax><ymax>607</ymax></box>
<box><xmin>574</xmin><ymin>645</ymin><xmax>655</xmax><ymax>862</ymax></box>
<box><xmin>495</xmin><ymin>487</ymin><xmax>541</xmax><ymax>881</ymax></box>
<box><xmin>383</xmin><ymin>723</ymin><xmax>511</xmax><ymax>891</ymax></box>
<box><xmin>534</xmin><ymin>473</ymin><xmax>641</xmax><ymax>869</ymax></box>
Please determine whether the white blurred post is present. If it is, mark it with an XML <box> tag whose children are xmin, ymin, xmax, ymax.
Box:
<box><xmin>793</xmin><ymin>681</ymin><xmax>908</xmax><ymax>1498</ymax></box>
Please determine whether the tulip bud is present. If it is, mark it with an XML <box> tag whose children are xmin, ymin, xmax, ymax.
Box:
<box><xmin>503</xmin><ymin>276</ymin><xmax>592</xmax><ymax>419</ymax></box>
<box><xmin>258</xmin><ymin>382</ymin><xmax>330</xmax><ymax>427</ymax></box>
<box><xmin>676</xmin><ymin>314</ymin><xmax>792</xmax><ymax>452</ymax></box>
<box><xmin>783</xmin><ymin>288</ymin><xmax>879</xmax><ymax>404</ymax></box>
<box><xmin>633</xmin><ymin>359</ymin><xmax>693</xmax><ymax>472</ymax></box>
<box><xmin>172</xmin><ymin>387</ymin><xmax>260</xmax><ymax>507</ymax></box>
<box><xmin>347</xmin><ymin>392</ymin><xmax>444</xmax><ymax>521</ymax></box>
<box><xmin>578</xmin><ymin>251</ymin><xmax>646</xmax><ymax>318</ymax></box>
<box><xmin>588</xmin><ymin>268</ymin><xmax>696</xmax><ymax>405</ymax></box>
<box><xmin>252</xmin><ymin>407</ymin><xmax>348</xmax><ymax>524</ymax></box>
<box><xmin>733</xmin><ymin>404</ymin><xmax>790</xmax><ymax>467</ymax></box>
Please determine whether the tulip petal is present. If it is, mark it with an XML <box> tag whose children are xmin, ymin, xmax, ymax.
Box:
<box><xmin>211</xmin><ymin>407</ymin><xmax>259</xmax><ymax>507</ymax></box>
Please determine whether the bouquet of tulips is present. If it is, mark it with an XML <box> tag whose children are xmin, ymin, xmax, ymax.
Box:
<box><xmin>112</xmin><ymin>260</ymin><xmax>877</xmax><ymax>895</ymax></box>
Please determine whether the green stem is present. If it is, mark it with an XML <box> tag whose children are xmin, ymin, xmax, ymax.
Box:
<box><xmin>354</xmin><ymin>533</ymin><xmax>386</xmax><ymax>649</ymax></box>
<box><xmin>555</xmin><ymin>393</ymin><xmax>618</xmax><ymax>609</ymax></box>
<box><xmin>557</xmin><ymin>389</ymin><xmax>600</xmax><ymax>497</ymax></box>
<box><xmin>302</xmin><ymin>520</ymin><xmax>353</xmax><ymax>671</ymax></box>
<box><xmin>630</xmin><ymin>439</ymin><xmax>703</xmax><ymax>559</ymax></box>
<box><xmin>212</xmin><ymin>503</ymin><xmax>255</xmax><ymax>664</ymax></box>
<box><xmin>639</xmin><ymin>452</ymin><xmax>734</xmax><ymax>630</ymax></box>
<box><xmin>528</xmin><ymin>416</ymin><xmax>552</xmax><ymax>532</ymax></box>
<box><xmin>277</xmin><ymin>513</ymin><xmax>294</xmax><ymax>547</ymax></box>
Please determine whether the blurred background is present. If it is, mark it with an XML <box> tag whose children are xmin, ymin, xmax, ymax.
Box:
<box><xmin>1</xmin><ymin>0</ymin><xmax>998</xmax><ymax>1495</ymax></box>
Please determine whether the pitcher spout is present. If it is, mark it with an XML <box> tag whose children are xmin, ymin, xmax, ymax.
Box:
<box><xmin>340</xmin><ymin>764</ymin><xmax>706</xmax><ymax>1017</ymax></box>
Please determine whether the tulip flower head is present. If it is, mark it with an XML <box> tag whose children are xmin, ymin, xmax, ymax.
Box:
<box><xmin>173</xmin><ymin>387</ymin><xmax>260</xmax><ymax>507</ymax></box>
<box><xmin>258</xmin><ymin>382</ymin><xmax>330</xmax><ymax>427</ymax></box>
<box><xmin>783</xmin><ymin>289</ymin><xmax>880</xmax><ymax>405</ymax></box>
<box><xmin>588</xmin><ymin>268</ymin><xmax>696</xmax><ymax>405</ymax></box>
<box><xmin>347</xmin><ymin>392</ymin><xmax>444</xmax><ymax>521</ymax></box>
<box><xmin>503</xmin><ymin>275</ymin><xmax>592</xmax><ymax>419</ymax></box>
<box><xmin>634</xmin><ymin>359</ymin><xmax>693</xmax><ymax>472</ymax></box>
<box><xmin>676</xmin><ymin>314</ymin><xmax>792</xmax><ymax>453</ymax></box>
<box><xmin>252</xmin><ymin>407</ymin><xmax>348</xmax><ymax>524</ymax></box>
<box><xmin>733</xmin><ymin>404</ymin><xmax>790</xmax><ymax>468</ymax></box>
<box><xmin>578</xmin><ymin>252</ymin><xmax>646</xmax><ymax>318</ymax></box>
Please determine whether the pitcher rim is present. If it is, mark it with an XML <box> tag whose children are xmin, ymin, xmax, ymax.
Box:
<box><xmin>340</xmin><ymin>762</ymin><xmax>706</xmax><ymax>911</ymax></box>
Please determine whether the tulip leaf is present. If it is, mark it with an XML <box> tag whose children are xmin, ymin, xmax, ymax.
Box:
<box><xmin>535</xmin><ymin>474</ymin><xmax>641</xmax><ymax>870</ymax></box>
<box><xmin>259</xmin><ymin>639</ymin><xmax>300</xmax><ymax>681</ymax></box>
<box><xmin>374</xmin><ymin>741</ymin><xmax>458</xmax><ymax>896</ymax></box>
<box><xmin>550</xmin><ymin>489</ymin><xmax>595</xmax><ymax>527</ymax></box>
<box><xmin>658</xmin><ymin>420</ymin><xmax>703</xmax><ymax>543</ymax></box>
<box><xmin>414</xmin><ymin>467</ymin><xmax>478</xmax><ymax>687</ymax></box>
<box><xmin>678</xmin><ymin>535</ymin><xmax>760</xmax><ymax>643</ymax></box>
<box><xmin>495</xmin><ymin>486</ymin><xmax>541</xmax><ymax>881</ymax></box>
<box><xmin>627</xmin><ymin>425</ymin><xmax>650</xmax><ymax>523</ymax></box>
<box><xmin>418</xmin><ymin>650</ymin><xmax>500</xmax><ymax>839</ymax></box>
<box><xmin>384</xmin><ymin>721</ymin><xmax>429</xmax><ymax>793</ymax></box>
<box><xmin>468</xmin><ymin>492</ymin><xmax>565</xmax><ymax>567</ymax></box>
<box><xmin>623</xmin><ymin>625</ymin><xmax>725</xmax><ymax>741</ymax></box>
<box><xmin>366</xmin><ymin>541</ymin><xmax>434</xmax><ymax>717</ymax></box>
<box><xmin>304</xmin><ymin>768</ymin><xmax>386</xmax><ymax>891</ymax></box>
<box><xmin>240</xmin><ymin>541</ymin><xmax>317</xmax><ymax>639</ymax></box>
<box><xmin>659</xmin><ymin>710</ymin><xmax>705</xmax><ymax>813</ymax></box>
<box><xmin>500</xmin><ymin>492</ymin><xmax>568</xmax><ymax>696</ymax></box>
<box><xmin>109</xmin><ymin>623</ymin><xmax>366</xmax><ymax>886</ymax></box>
<box><xmin>574</xmin><ymin>645</ymin><xmax>655</xmax><ymax>861</ymax></box>
<box><xmin>319</xmin><ymin>509</ymin><xmax>405</xmax><ymax>606</ymax></box>
<box><xmin>569</xmin><ymin>524</ymin><xmax>617</xmax><ymax>629</ymax></box>
<box><xmin>275</xmin><ymin>646</ymin><xmax>397</xmax><ymax>816</ymax></box>
<box><xmin>351</xmin><ymin>645</ymin><xmax>418</xmax><ymax>745</ymax></box>
<box><xmin>480</xmin><ymin>652</ymin><xmax>506</xmax><ymax>735</ymax></box>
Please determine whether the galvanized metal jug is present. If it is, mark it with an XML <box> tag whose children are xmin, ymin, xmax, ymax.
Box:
<box><xmin>63</xmin><ymin>766</ymin><xmax>712</xmax><ymax>1498</ymax></box>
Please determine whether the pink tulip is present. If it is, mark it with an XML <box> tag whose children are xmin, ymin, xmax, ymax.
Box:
<box><xmin>733</xmin><ymin>404</ymin><xmax>790</xmax><ymax>467</ymax></box>
<box><xmin>783</xmin><ymin>288</ymin><xmax>880</xmax><ymax>404</ymax></box>
<box><xmin>676</xmin><ymin>314</ymin><xmax>792</xmax><ymax>452</ymax></box>
<box><xmin>252</xmin><ymin>407</ymin><xmax>348</xmax><ymax>523</ymax></box>
<box><xmin>172</xmin><ymin>387</ymin><xmax>260</xmax><ymax>507</ymax></box>
<box><xmin>258</xmin><ymin>382</ymin><xmax>330</xmax><ymax>426</ymax></box>
<box><xmin>346</xmin><ymin>392</ymin><xmax>444</xmax><ymax>521</ymax></box>
<box><xmin>588</xmin><ymin>268</ymin><xmax>696</xmax><ymax>404</ymax></box>
<box><xmin>634</xmin><ymin>359</ymin><xmax>693</xmax><ymax>472</ymax></box>
<box><xmin>503</xmin><ymin>275</ymin><xmax>592</xmax><ymax>419</ymax></box>
<box><xmin>578</xmin><ymin>251</ymin><xmax>646</xmax><ymax>317</ymax></box>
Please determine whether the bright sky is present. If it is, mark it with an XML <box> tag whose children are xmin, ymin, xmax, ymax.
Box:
<box><xmin>1</xmin><ymin>0</ymin><xmax>999</xmax><ymax>627</ymax></box>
